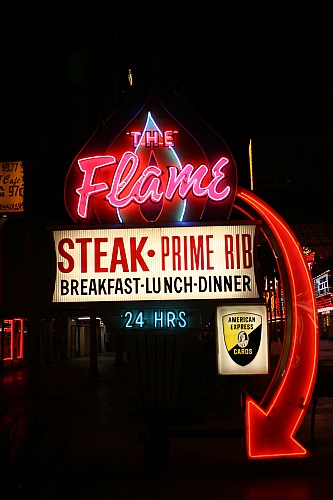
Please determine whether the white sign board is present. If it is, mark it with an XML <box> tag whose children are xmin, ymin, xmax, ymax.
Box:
<box><xmin>52</xmin><ymin>224</ymin><xmax>259</xmax><ymax>303</ymax></box>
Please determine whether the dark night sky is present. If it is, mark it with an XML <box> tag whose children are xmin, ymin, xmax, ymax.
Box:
<box><xmin>111</xmin><ymin>4</ymin><xmax>332</xmax><ymax>139</ymax></box>
<box><xmin>1</xmin><ymin>3</ymin><xmax>332</xmax><ymax>181</ymax></box>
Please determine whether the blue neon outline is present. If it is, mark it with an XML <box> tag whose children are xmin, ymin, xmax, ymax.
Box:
<box><xmin>117</xmin><ymin>111</ymin><xmax>186</xmax><ymax>223</ymax></box>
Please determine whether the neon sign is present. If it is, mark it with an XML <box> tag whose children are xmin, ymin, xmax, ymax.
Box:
<box><xmin>235</xmin><ymin>188</ymin><xmax>318</xmax><ymax>459</ymax></box>
<box><xmin>116</xmin><ymin>309</ymin><xmax>200</xmax><ymax>330</ymax></box>
<box><xmin>75</xmin><ymin>152</ymin><xmax>231</xmax><ymax>218</ymax></box>
<box><xmin>61</xmin><ymin>85</ymin><xmax>318</xmax><ymax>460</ymax></box>
<box><xmin>64</xmin><ymin>91</ymin><xmax>237</xmax><ymax>224</ymax></box>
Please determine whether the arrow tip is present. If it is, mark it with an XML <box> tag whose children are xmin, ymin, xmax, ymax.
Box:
<box><xmin>245</xmin><ymin>397</ymin><xmax>310</xmax><ymax>459</ymax></box>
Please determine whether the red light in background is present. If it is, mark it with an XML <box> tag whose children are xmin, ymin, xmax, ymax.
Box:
<box><xmin>303</xmin><ymin>247</ymin><xmax>315</xmax><ymax>271</ymax></box>
<box><xmin>2</xmin><ymin>318</ymin><xmax>24</xmax><ymax>361</ymax></box>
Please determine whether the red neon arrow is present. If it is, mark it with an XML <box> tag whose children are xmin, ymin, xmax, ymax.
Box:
<box><xmin>235</xmin><ymin>188</ymin><xmax>318</xmax><ymax>459</ymax></box>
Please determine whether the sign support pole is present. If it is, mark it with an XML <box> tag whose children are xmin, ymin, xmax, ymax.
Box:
<box><xmin>88</xmin><ymin>306</ymin><xmax>98</xmax><ymax>377</ymax></box>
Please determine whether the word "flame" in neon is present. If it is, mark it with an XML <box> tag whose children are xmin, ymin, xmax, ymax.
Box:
<box><xmin>76</xmin><ymin>154</ymin><xmax>231</xmax><ymax>219</ymax></box>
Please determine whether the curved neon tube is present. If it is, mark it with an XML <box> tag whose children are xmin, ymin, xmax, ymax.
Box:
<box><xmin>235</xmin><ymin>187</ymin><xmax>318</xmax><ymax>459</ymax></box>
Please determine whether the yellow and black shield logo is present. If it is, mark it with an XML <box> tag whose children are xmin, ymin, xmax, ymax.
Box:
<box><xmin>222</xmin><ymin>312</ymin><xmax>262</xmax><ymax>366</ymax></box>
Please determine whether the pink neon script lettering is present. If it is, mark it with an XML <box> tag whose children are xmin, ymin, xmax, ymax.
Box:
<box><xmin>75</xmin><ymin>154</ymin><xmax>231</xmax><ymax>217</ymax></box>
<box><xmin>206</xmin><ymin>157</ymin><xmax>231</xmax><ymax>201</ymax></box>
<box><xmin>106</xmin><ymin>152</ymin><xmax>163</xmax><ymax>208</ymax></box>
<box><xmin>76</xmin><ymin>156</ymin><xmax>115</xmax><ymax>218</ymax></box>
<box><xmin>165</xmin><ymin>157</ymin><xmax>230</xmax><ymax>201</ymax></box>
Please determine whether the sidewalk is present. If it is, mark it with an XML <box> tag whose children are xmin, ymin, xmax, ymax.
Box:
<box><xmin>1</xmin><ymin>340</ymin><xmax>333</xmax><ymax>499</ymax></box>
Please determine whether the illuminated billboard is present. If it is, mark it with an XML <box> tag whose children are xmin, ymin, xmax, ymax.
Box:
<box><xmin>216</xmin><ymin>304</ymin><xmax>268</xmax><ymax>375</ymax></box>
<box><xmin>52</xmin><ymin>224</ymin><xmax>260</xmax><ymax>302</ymax></box>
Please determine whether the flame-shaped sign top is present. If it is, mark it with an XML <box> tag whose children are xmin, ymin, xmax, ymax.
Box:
<box><xmin>64</xmin><ymin>90</ymin><xmax>237</xmax><ymax>224</ymax></box>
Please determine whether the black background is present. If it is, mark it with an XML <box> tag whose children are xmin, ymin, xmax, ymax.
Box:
<box><xmin>1</xmin><ymin>3</ymin><xmax>332</xmax><ymax>224</ymax></box>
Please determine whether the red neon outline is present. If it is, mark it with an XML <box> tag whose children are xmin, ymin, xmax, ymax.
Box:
<box><xmin>3</xmin><ymin>319</ymin><xmax>14</xmax><ymax>360</ymax></box>
<box><xmin>18</xmin><ymin>318</ymin><xmax>24</xmax><ymax>358</ymax></box>
<box><xmin>235</xmin><ymin>187</ymin><xmax>318</xmax><ymax>459</ymax></box>
<box><xmin>3</xmin><ymin>318</ymin><xmax>24</xmax><ymax>361</ymax></box>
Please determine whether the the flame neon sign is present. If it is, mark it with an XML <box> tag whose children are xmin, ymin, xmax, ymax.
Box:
<box><xmin>64</xmin><ymin>92</ymin><xmax>237</xmax><ymax>224</ymax></box>
<box><xmin>62</xmin><ymin>87</ymin><xmax>318</xmax><ymax>460</ymax></box>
